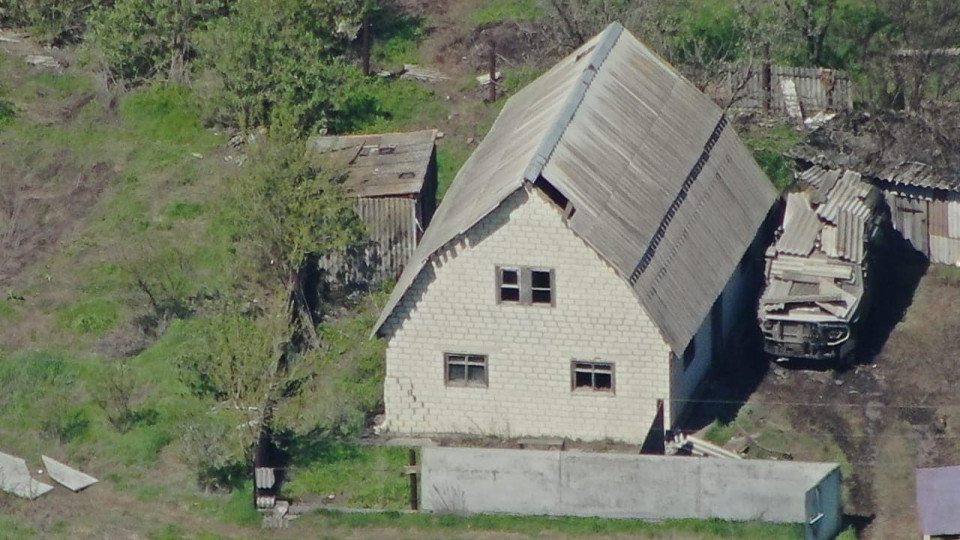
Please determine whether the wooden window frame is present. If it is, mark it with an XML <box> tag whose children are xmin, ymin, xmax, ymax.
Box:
<box><xmin>496</xmin><ymin>266</ymin><xmax>556</xmax><ymax>306</ymax></box>
<box><xmin>444</xmin><ymin>353</ymin><xmax>488</xmax><ymax>388</ymax></box>
<box><xmin>571</xmin><ymin>360</ymin><xmax>615</xmax><ymax>394</ymax></box>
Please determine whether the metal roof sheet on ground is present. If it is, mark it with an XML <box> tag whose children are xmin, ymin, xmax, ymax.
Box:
<box><xmin>41</xmin><ymin>455</ymin><xmax>97</xmax><ymax>492</ymax></box>
<box><xmin>776</xmin><ymin>193</ymin><xmax>819</xmax><ymax>256</ymax></box>
<box><xmin>373</xmin><ymin>23</ymin><xmax>777</xmax><ymax>354</ymax></box>
<box><xmin>917</xmin><ymin>466</ymin><xmax>960</xmax><ymax>536</ymax></box>
<box><xmin>877</xmin><ymin>161</ymin><xmax>960</xmax><ymax>192</ymax></box>
<box><xmin>0</xmin><ymin>451</ymin><xmax>52</xmax><ymax>499</ymax></box>
<box><xmin>306</xmin><ymin>130</ymin><xmax>437</xmax><ymax>198</ymax></box>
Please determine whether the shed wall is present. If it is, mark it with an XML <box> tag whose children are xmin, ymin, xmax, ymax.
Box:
<box><xmin>381</xmin><ymin>187</ymin><xmax>672</xmax><ymax>442</ymax></box>
<box><xmin>356</xmin><ymin>196</ymin><xmax>419</xmax><ymax>280</ymax></box>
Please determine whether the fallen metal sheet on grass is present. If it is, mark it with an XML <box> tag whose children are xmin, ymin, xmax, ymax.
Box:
<box><xmin>41</xmin><ymin>455</ymin><xmax>97</xmax><ymax>492</ymax></box>
<box><xmin>0</xmin><ymin>451</ymin><xmax>53</xmax><ymax>499</ymax></box>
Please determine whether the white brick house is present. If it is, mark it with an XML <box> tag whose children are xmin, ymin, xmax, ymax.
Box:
<box><xmin>373</xmin><ymin>24</ymin><xmax>778</xmax><ymax>443</ymax></box>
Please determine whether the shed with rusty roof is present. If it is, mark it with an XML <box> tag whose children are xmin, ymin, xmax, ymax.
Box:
<box><xmin>874</xmin><ymin>161</ymin><xmax>960</xmax><ymax>266</ymax></box>
<box><xmin>308</xmin><ymin>129</ymin><xmax>438</xmax><ymax>280</ymax></box>
<box><xmin>372</xmin><ymin>23</ymin><xmax>777</xmax><ymax>443</ymax></box>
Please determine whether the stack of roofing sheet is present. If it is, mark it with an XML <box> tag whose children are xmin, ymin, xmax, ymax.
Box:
<box><xmin>759</xmin><ymin>166</ymin><xmax>881</xmax><ymax>323</ymax></box>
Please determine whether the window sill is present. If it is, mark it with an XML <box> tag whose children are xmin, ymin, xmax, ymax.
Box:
<box><xmin>571</xmin><ymin>388</ymin><xmax>616</xmax><ymax>397</ymax></box>
<box><xmin>445</xmin><ymin>382</ymin><xmax>488</xmax><ymax>389</ymax></box>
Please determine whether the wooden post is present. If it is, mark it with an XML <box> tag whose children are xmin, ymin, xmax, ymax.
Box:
<box><xmin>762</xmin><ymin>43</ymin><xmax>772</xmax><ymax>114</ymax></box>
<box><xmin>361</xmin><ymin>15</ymin><xmax>371</xmax><ymax>76</ymax></box>
<box><xmin>488</xmin><ymin>40</ymin><xmax>497</xmax><ymax>103</ymax></box>
<box><xmin>407</xmin><ymin>449</ymin><xmax>419</xmax><ymax>511</ymax></box>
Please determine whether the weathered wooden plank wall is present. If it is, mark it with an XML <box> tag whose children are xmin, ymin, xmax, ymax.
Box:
<box><xmin>712</xmin><ymin>65</ymin><xmax>852</xmax><ymax>114</ymax></box>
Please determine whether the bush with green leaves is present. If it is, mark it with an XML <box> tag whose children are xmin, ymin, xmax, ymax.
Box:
<box><xmin>87</xmin><ymin>0</ymin><xmax>229</xmax><ymax>83</ymax></box>
<box><xmin>200</xmin><ymin>0</ymin><xmax>378</xmax><ymax>134</ymax></box>
<box><xmin>0</xmin><ymin>0</ymin><xmax>101</xmax><ymax>45</ymax></box>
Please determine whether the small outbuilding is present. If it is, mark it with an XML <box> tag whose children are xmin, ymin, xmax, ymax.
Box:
<box><xmin>307</xmin><ymin>129</ymin><xmax>438</xmax><ymax>280</ymax></box>
<box><xmin>917</xmin><ymin>465</ymin><xmax>960</xmax><ymax>539</ymax></box>
<box><xmin>873</xmin><ymin>161</ymin><xmax>960</xmax><ymax>266</ymax></box>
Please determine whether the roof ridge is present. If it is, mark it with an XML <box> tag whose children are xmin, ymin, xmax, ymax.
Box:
<box><xmin>521</xmin><ymin>22</ymin><xmax>624</xmax><ymax>183</ymax></box>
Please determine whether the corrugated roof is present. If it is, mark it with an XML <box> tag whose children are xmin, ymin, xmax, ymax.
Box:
<box><xmin>777</xmin><ymin>193</ymin><xmax>819</xmax><ymax>256</ymax></box>
<box><xmin>917</xmin><ymin>466</ymin><xmax>960</xmax><ymax>536</ymax></box>
<box><xmin>876</xmin><ymin>160</ymin><xmax>960</xmax><ymax>192</ymax></box>
<box><xmin>306</xmin><ymin>130</ymin><xmax>436</xmax><ymax>198</ymax></box>
<box><xmin>373</xmin><ymin>23</ymin><xmax>777</xmax><ymax>353</ymax></box>
<box><xmin>759</xmin><ymin>166</ymin><xmax>881</xmax><ymax>323</ymax></box>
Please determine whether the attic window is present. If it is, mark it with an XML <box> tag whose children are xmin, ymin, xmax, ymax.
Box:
<box><xmin>572</xmin><ymin>361</ymin><xmax>614</xmax><ymax>392</ymax></box>
<box><xmin>379</xmin><ymin>145</ymin><xmax>396</xmax><ymax>154</ymax></box>
<box><xmin>398</xmin><ymin>171</ymin><xmax>416</xmax><ymax>179</ymax></box>
<box><xmin>497</xmin><ymin>266</ymin><xmax>554</xmax><ymax>305</ymax></box>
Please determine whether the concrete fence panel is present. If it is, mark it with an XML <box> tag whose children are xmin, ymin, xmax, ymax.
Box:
<box><xmin>421</xmin><ymin>447</ymin><xmax>842</xmax><ymax>540</ymax></box>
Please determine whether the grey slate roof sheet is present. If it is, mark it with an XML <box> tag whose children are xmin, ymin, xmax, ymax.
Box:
<box><xmin>877</xmin><ymin>160</ymin><xmax>960</xmax><ymax>192</ymax></box>
<box><xmin>306</xmin><ymin>130</ymin><xmax>436</xmax><ymax>198</ymax></box>
<box><xmin>373</xmin><ymin>23</ymin><xmax>777</xmax><ymax>353</ymax></box>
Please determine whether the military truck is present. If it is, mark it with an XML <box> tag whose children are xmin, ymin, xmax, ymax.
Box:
<box><xmin>758</xmin><ymin>166</ymin><xmax>886</xmax><ymax>363</ymax></box>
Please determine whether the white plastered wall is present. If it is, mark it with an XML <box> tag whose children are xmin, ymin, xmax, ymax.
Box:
<box><xmin>380</xmin><ymin>186</ymin><xmax>673</xmax><ymax>442</ymax></box>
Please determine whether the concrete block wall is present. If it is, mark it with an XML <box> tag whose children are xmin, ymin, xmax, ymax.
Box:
<box><xmin>380</xmin><ymin>187</ymin><xmax>672</xmax><ymax>442</ymax></box>
<box><xmin>421</xmin><ymin>447</ymin><xmax>843</xmax><ymax>540</ymax></box>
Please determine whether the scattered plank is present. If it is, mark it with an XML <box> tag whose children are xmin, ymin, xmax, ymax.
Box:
<box><xmin>41</xmin><ymin>455</ymin><xmax>97</xmax><ymax>492</ymax></box>
<box><xmin>400</xmin><ymin>64</ymin><xmax>449</xmax><ymax>82</ymax></box>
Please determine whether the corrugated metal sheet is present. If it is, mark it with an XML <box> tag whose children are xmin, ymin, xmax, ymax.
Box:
<box><xmin>357</xmin><ymin>197</ymin><xmax>419</xmax><ymax>279</ymax></box>
<box><xmin>777</xmin><ymin>193</ymin><xmax>819</xmax><ymax>256</ymax></box>
<box><xmin>930</xmin><ymin>236</ymin><xmax>960</xmax><ymax>266</ymax></box>
<box><xmin>949</xmin><ymin>198</ymin><xmax>960</xmax><ymax>239</ymax></box>
<box><xmin>373</xmin><ymin>23</ymin><xmax>777</xmax><ymax>354</ymax></box>
<box><xmin>307</xmin><ymin>130</ymin><xmax>437</xmax><ymax>198</ymax></box>
<box><xmin>887</xmin><ymin>193</ymin><xmax>929</xmax><ymax>255</ymax></box>
<box><xmin>930</xmin><ymin>198</ymin><xmax>949</xmax><ymax>238</ymax></box>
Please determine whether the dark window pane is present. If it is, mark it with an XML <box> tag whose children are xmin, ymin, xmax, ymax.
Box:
<box><xmin>574</xmin><ymin>371</ymin><xmax>593</xmax><ymax>388</ymax></box>
<box><xmin>531</xmin><ymin>270</ymin><xmax>551</xmax><ymax>288</ymax></box>
<box><xmin>532</xmin><ymin>289</ymin><xmax>552</xmax><ymax>303</ymax></box>
<box><xmin>501</xmin><ymin>269</ymin><xmax>518</xmax><ymax>285</ymax></box>
<box><xmin>467</xmin><ymin>365</ymin><xmax>485</xmax><ymax>382</ymax></box>
<box><xmin>594</xmin><ymin>372</ymin><xmax>612</xmax><ymax>389</ymax></box>
<box><xmin>500</xmin><ymin>287</ymin><xmax>520</xmax><ymax>302</ymax></box>
<box><xmin>447</xmin><ymin>364</ymin><xmax>466</xmax><ymax>381</ymax></box>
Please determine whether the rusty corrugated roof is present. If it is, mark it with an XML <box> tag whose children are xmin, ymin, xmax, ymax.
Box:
<box><xmin>373</xmin><ymin>23</ymin><xmax>777</xmax><ymax>354</ymax></box>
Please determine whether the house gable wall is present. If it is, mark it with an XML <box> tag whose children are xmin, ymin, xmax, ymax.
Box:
<box><xmin>380</xmin><ymin>187</ymin><xmax>672</xmax><ymax>441</ymax></box>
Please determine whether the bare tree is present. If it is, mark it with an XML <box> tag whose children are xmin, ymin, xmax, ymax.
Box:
<box><xmin>779</xmin><ymin>0</ymin><xmax>838</xmax><ymax>67</ymax></box>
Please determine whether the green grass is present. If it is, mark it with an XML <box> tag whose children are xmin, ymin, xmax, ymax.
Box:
<box><xmin>0</xmin><ymin>513</ymin><xmax>37</xmax><ymax>540</ymax></box>
<box><xmin>285</xmin><ymin>444</ymin><xmax>410</xmax><ymax>508</ymax></box>
<box><xmin>163</xmin><ymin>200</ymin><xmax>206</xmax><ymax>220</ymax></box>
<box><xmin>702</xmin><ymin>418</ymin><xmax>738</xmax><ymax>445</ymax></box>
<box><xmin>436</xmin><ymin>141</ymin><xmax>473</xmax><ymax>199</ymax></box>
<box><xmin>56</xmin><ymin>298</ymin><xmax>121</xmax><ymax>335</ymax></box>
<box><xmin>348</xmin><ymin>78</ymin><xmax>447</xmax><ymax>134</ymax></box>
<box><xmin>470</xmin><ymin>0</ymin><xmax>544</xmax><ymax>24</ymax></box>
<box><xmin>302</xmin><ymin>509</ymin><xmax>804</xmax><ymax>539</ymax></box>
<box><xmin>742</xmin><ymin>123</ymin><xmax>803</xmax><ymax>191</ymax></box>
<box><xmin>371</xmin><ymin>11</ymin><xmax>424</xmax><ymax>66</ymax></box>
<box><xmin>930</xmin><ymin>263</ymin><xmax>960</xmax><ymax>286</ymax></box>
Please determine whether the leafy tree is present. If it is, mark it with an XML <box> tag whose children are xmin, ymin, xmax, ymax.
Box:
<box><xmin>87</xmin><ymin>0</ymin><xmax>230</xmax><ymax>84</ymax></box>
<box><xmin>200</xmin><ymin>0</ymin><xmax>377</xmax><ymax>134</ymax></box>
<box><xmin>0</xmin><ymin>0</ymin><xmax>101</xmax><ymax>45</ymax></box>
<box><xmin>231</xmin><ymin>128</ymin><xmax>366</xmax><ymax>347</ymax></box>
